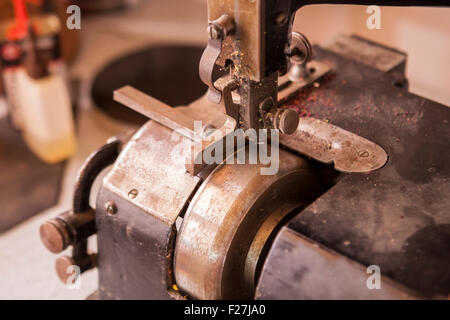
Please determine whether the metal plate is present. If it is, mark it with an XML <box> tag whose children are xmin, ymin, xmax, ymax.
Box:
<box><xmin>97</xmin><ymin>120</ymin><xmax>203</xmax><ymax>299</ymax></box>
<box><xmin>103</xmin><ymin>120</ymin><xmax>201</xmax><ymax>225</ymax></box>
<box><xmin>281</xmin><ymin>117</ymin><xmax>388</xmax><ymax>173</ymax></box>
<box><xmin>96</xmin><ymin>185</ymin><xmax>176</xmax><ymax>299</ymax></box>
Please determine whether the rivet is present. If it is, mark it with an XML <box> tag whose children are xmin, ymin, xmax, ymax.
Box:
<box><xmin>275</xmin><ymin>12</ymin><xmax>288</xmax><ymax>26</ymax></box>
<box><xmin>105</xmin><ymin>201</ymin><xmax>117</xmax><ymax>215</ymax></box>
<box><xmin>128</xmin><ymin>189</ymin><xmax>139</xmax><ymax>199</ymax></box>
<box><xmin>358</xmin><ymin>150</ymin><xmax>369</xmax><ymax>158</ymax></box>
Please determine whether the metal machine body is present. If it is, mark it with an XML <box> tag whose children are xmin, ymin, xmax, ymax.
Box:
<box><xmin>257</xmin><ymin>39</ymin><xmax>450</xmax><ymax>299</ymax></box>
<box><xmin>39</xmin><ymin>1</ymin><xmax>450</xmax><ymax>300</ymax></box>
<box><xmin>199</xmin><ymin>0</ymin><xmax>449</xmax><ymax>133</ymax></box>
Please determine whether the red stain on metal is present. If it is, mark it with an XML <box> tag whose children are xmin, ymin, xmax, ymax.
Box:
<box><xmin>284</xmin><ymin>73</ymin><xmax>339</xmax><ymax>119</ymax></box>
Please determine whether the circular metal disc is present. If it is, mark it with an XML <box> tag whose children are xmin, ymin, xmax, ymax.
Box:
<box><xmin>174</xmin><ymin>149</ymin><xmax>322</xmax><ymax>299</ymax></box>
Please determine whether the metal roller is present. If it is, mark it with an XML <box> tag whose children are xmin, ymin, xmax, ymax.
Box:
<box><xmin>174</xmin><ymin>149</ymin><xmax>323</xmax><ymax>299</ymax></box>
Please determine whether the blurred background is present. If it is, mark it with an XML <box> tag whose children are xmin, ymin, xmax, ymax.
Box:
<box><xmin>0</xmin><ymin>0</ymin><xmax>448</xmax><ymax>299</ymax></box>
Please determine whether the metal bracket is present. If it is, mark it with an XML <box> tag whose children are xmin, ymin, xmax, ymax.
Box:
<box><xmin>276</xmin><ymin>56</ymin><xmax>387</xmax><ymax>173</ymax></box>
<box><xmin>280</xmin><ymin>117</ymin><xmax>388</xmax><ymax>173</ymax></box>
<box><xmin>199</xmin><ymin>14</ymin><xmax>235</xmax><ymax>104</ymax></box>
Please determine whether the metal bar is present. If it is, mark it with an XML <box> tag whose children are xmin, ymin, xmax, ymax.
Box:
<box><xmin>114</xmin><ymin>86</ymin><xmax>198</xmax><ymax>141</ymax></box>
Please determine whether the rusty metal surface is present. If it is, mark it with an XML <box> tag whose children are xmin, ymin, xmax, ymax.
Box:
<box><xmin>175</xmin><ymin>149</ymin><xmax>323</xmax><ymax>299</ymax></box>
<box><xmin>281</xmin><ymin>45</ymin><xmax>450</xmax><ymax>298</ymax></box>
<box><xmin>212</xmin><ymin>75</ymin><xmax>240</xmax><ymax>123</ymax></box>
<box><xmin>95</xmin><ymin>121</ymin><xmax>205</xmax><ymax>299</ymax></box>
<box><xmin>86</xmin><ymin>38</ymin><xmax>447</xmax><ymax>299</ymax></box>
<box><xmin>280</xmin><ymin>117</ymin><xmax>388</xmax><ymax>173</ymax></box>
<box><xmin>277</xmin><ymin>60</ymin><xmax>330</xmax><ymax>106</ymax></box>
<box><xmin>186</xmin><ymin>116</ymin><xmax>237</xmax><ymax>176</ymax></box>
<box><xmin>181</xmin><ymin>94</ymin><xmax>231</xmax><ymax>130</ymax></box>
<box><xmin>256</xmin><ymin>227</ymin><xmax>420</xmax><ymax>299</ymax></box>
<box><xmin>207</xmin><ymin>0</ymin><xmax>263</xmax><ymax>81</ymax></box>
<box><xmin>103</xmin><ymin>120</ymin><xmax>202</xmax><ymax>225</ymax></box>
<box><xmin>96</xmin><ymin>184</ymin><xmax>177</xmax><ymax>299</ymax></box>
<box><xmin>205</xmin><ymin>1</ymin><xmax>281</xmax><ymax>132</ymax></box>
<box><xmin>199</xmin><ymin>14</ymin><xmax>235</xmax><ymax>104</ymax></box>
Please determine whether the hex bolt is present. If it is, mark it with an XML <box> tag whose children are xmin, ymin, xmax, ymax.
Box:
<box><xmin>207</xmin><ymin>14</ymin><xmax>235</xmax><ymax>40</ymax></box>
<box><xmin>105</xmin><ymin>201</ymin><xmax>117</xmax><ymax>215</ymax></box>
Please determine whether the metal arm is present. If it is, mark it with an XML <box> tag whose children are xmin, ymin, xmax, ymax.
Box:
<box><xmin>201</xmin><ymin>0</ymin><xmax>449</xmax><ymax>132</ymax></box>
<box><xmin>267</xmin><ymin>0</ymin><xmax>450</xmax><ymax>77</ymax></box>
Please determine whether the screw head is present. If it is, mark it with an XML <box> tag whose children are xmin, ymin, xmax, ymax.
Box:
<box><xmin>128</xmin><ymin>189</ymin><xmax>138</xmax><ymax>199</ymax></box>
<box><xmin>208</xmin><ymin>24</ymin><xmax>222</xmax><ymax>40</ymax></box>
<box><xmin>358</xmin><ymin>150</ymin><xmax>370</xmax><ymax>158</ymax></box>
<box><xmin>105</xmin><ymin>201</ymin><xmax>117</xmax><ymax>215</ymax></box>
<box><xmin>275</xmin><ymin>12</ymin><xmax>288</xmax><ymax>26</ymax></box>
<box><xmin>260</xmin><ymin>97</ymin><xmax>275</xmax><ymax>112</ymax></box>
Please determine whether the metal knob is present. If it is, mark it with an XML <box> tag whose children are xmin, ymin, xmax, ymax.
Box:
<box><xmin>274</xmin><ymin>108</ymin><xmax>299</xmax><ymax>135</ymax></box>
<box><xmin>40</xmin><ymin>219</ymin><xmax>71</xmax><ymax>254</ymax></box>
<box><xmin>288</xmin><ymin>32</ymin><xmax>313</xmax><ymax>82</ymax></box>
<box><xmin>40</xmin><ymin>209</ymin><xmax>96</xmax><ymax>254</ymax></box>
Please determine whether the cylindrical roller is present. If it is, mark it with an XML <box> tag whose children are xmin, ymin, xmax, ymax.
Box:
<box><xmin>174</xmin><ymin>149</ymin><xmax>323</xmax><ymax>299</ymax></box>
<box><xmin>40</xmin><ymin>209</ymin><xmax>96</xmax><ymax>254</ymax></box>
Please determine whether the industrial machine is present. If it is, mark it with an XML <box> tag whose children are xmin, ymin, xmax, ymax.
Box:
<box><xmin>40</xmin><ymin>1</ymin><xmax>450</xmax><ymax>299</ymax></box>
